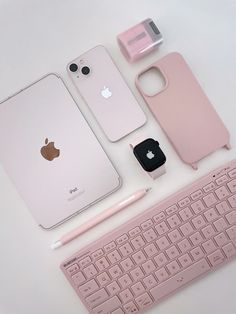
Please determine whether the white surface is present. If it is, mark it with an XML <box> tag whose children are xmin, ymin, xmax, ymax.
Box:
<box><xmin>0</xmin><ymin>1</ymin><xmax>235</xmax><ymax>314</ymax></box>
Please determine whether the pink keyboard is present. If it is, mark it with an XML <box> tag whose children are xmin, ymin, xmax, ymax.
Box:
<box><xmin>61</xmin><ymin>159</ymin><xmax>236</xmax><ymax>314</ymax></box>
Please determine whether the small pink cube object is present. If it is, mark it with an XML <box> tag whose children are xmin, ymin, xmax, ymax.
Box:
<box><xmin>117</xmin><ymin>18</ymin><xmax>163</xmax><ymax>62</ymax></box>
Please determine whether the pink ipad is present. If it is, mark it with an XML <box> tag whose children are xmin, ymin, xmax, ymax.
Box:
<box><xmin>0</xmin><ymin>74</ymin><xmax>121</xmax><ymax>229</ymax></box>
<box><xmin>136</xmin><ymin>52</ymin><xmax>230</xmax><ymax>169</ymax></box>
<box><xmin>67</xmin><ymin>45</ymin><xmax>146</xmax><ymax>142</ymax></box>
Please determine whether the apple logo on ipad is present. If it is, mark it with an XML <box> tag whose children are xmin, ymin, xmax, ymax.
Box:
<box><xmin>40</xmin><ymin>138</ymin><xmax>60</xmax><ymax>161</ymax></box>
<box><xmin>101</xmin><ymin>86</ymin><xmax>112</xmax><ymax>99</ymax></box>
<box><xmin>146</xmin><ymin>150</ymin><xmax>155</xmax><ymax>159</ymax></box>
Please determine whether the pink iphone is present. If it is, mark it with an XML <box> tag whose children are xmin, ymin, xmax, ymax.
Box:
<box><xmin>67</xmin><ymin>45</ymin><xmax>146</xmax><ymax>142</ymax></box>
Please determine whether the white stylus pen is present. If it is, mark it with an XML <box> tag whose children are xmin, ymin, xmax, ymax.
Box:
<box><xmin>51</xmin><ymin>187</ymin><xmax>151</xmax><ymax>249</ymax></box>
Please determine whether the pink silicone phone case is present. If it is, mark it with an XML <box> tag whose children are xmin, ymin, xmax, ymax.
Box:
<box><xmin>136</xmin><ymin>52</ymin><xmax>230</xmax><ymax>169</ymax></box>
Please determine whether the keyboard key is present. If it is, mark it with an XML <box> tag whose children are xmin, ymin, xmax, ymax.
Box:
<box><xmin>203</xmin><ymin>193</ymin><xmax>217</xmax><ymax>207</ymax></box>
<box><xmin>96</xmin><ymin>257</ymin><xmax>110</xmax><ymax>271</ymax></box>
<box><xmin>131</xmin><ymin>236</ymin><xmax>145</xmax><ymax>250</ymax></box>
<box><xmin>202</xmin><ymin>239</ymin><xmax>217</xmax><ymax>254</ymax></box>
<box><xmin>141</xmin><ymin>219</ymin><xmax>153</xmax><ymax>230</ymax></box>
<box><xmin>166</xmin><ymin>261</ymin><xmax>180</xmax><ymax>275</ymax></box>
<box><xmin>228</xmin><ymin>195</ymin><xmax>236</xmax><ymax>208</ymax></box>
<box><xmin>222</xmin><ymin>243</ymin><xmax>236</xmax><ymax>258</ymax></box>
<box><xmin>190</xmin><ymin>232</ymin><xmax>203</xmax><ymax>246</ymax></box>
<box><xmin>229</xmin><ymin>168</ymin><xmax>236</xmax><ymax>178</ymax></box>
<box><xmin>155</xmin><ymin>267</ymin><xmax>169</xmax><ymax>282</ymax></box>
<box><xmin>93</xmin><ymin>296</ymin><xmax>121</xmax><ymax>314</ymax></box>
<box><xmin>142</xmin><ymin>260</ymin><xmax>156</xmax><ymax>275</ymax></box>
<box><xmin>143</xmin><ymin>228</ymin><xmax>157</xmax><ymax>242</ymax></box>
<box><xmin>116</xmin><ymin>234</ymin><xmax>128</xmax><ymax>245</ymax></box>
<box><xmin>167</xmin><ymin>214</ymin><xmax>181</xmax><ymax>228</ymax></box>
<box><xmin>178</xmin><ymin>239</ymin><xmax>192</xmax><ymax>253</ymax></box>
<box><xmin>214</xmin><ymin>218</ymin><xmax>228</xmax><ymax>232</ymax></box>
<box><xmin>191</xmin><ymin>189</ymin><xmax>203</xmax><ymax>200</ymax></box>
<box><xmin>119</xmin><ymin>243</ymin><xmax>133</xmax><ymax>257</ymax></box>
<box><xmin>192</xmin><ymin>215</ymin><xmax>206</xmax><ymax>229</ymax></box>
<box><xmin>129</xmin><ymin>227</ymin><xmax>141</xmax><ymax>237</ymax></box>
<box><xmin>79</xmin><ymin>279</ymin><xmax>99</xmax><ymax>297</ymax></box>
<box><xmin>178</xmin><ymin>253</ymin><xmax>192</xmax><ymax>268</ymax></box>
<box><xmin>86</xmin><ymin>288</ymin><xmax>108</xmax><ymax>308</ymax></box>
<box><xmin>153</xmin><ymin>212</ymin><xmax>166</xmax><ymax>223</ymax></box>
<box><xmin>226</xmin><ymin>211</ymin><xmax>236</xmax><ymax>224</ymax></box>
<box><xmin>143</xmin><ymin>243</ymin><xmax>158</xmax><ymax>257</ymax></box>
<box><xmin>132</xmin><ymin>251</ymin><xmax>146</xmax><ymax>265</ymax></box>
<box><xmin>203</xmin><ymin>182</ymin><xmax>216</xmax><ymax>193</ymax></box>
<box><xmin>135</xmin><ymin>292</ymin><xmax>153</xmax><ymax>310</ymax></box>
<box><xmin>166</xmin><ymin>205</ymin><xmax>178</xmax><ymax>215</ymax></box>
<box><xmin>107</xmin><ymin>250</ymin><xmax>121</xmax><ymax>264</ymax></box>
<box><xmin>123</xmin><ymin>301</ymin><xmax>138</xmax><ymax>314</ymax></box>
<box><xmin>227</xmin><ymin>179</ymin><xmax>236</xmax><ymax>193</ymax></box>
<box><xmin>92</xmin><ymin>249</ymin><xmax>104</xmax><ymax>260</ymax></box>
<box><xmin>119</xmin><ymin>289</ymin><xmax>133</xmax><ymax>303</ymax></box>
<box><xmin>107</xmin><ymin>281</ymin><xmax>121</xmax><ymax>296</ymax></box>
<box><xmin>178</xmin><ymin>197</ymin><xmax>191</xmax><ymax>208</ymax></box>
<box><xmin>109</xmin><ymin>265</ymin><xmax>122</xmax><ymax>279</ymax></box>
<box><xmin>156</xmin><ymin>236</ymin><xmax>170</xmax><ymax>250</ymax></box>
<box><xmin>216</xmin><ymin>175</ymin><xmax>228</xmax><ymax>185</ymax></box>
<box><xmin>168</xmin><ymin>229</ymin><xmax>182</xmax><ymax>243</ymax></box>
<box><xmin>78</xmin><ymin>256</ymin><xmax>92</xmax><ymax>269</ymax></box>
<box><xmin>130</xmin><ymin>267</ymin><xmax>144</xmax><ymax>281</ymax></box>
<box><xmin>67</xmin><ymin>264</ymin><xmax>79</xmax><ymax>276</ymax></box>
<box><xmin>215</xmin><ymin>186</ymin><xmax>229</xmax><ymax>200</ymax></box>
<box><xmin>207</xmin><ymin>250</ymin><xmax>225</xmax><ymax>266</ymax></box>
<box><xmin>155</xmin><ymin>222</ymin><xmax>169</xmax><ymax>235</ymax></box>
<box><xmin>84</xmin><ymin>264</ymin><xmax>98</xmax><ymax>279</ymax></box>
<box><xmin>216</xmin><ymin>201</ymin><xmax>231</xmax><ymax>214</ymax></box>
<box><xmin>214</xmin><ymin>232</ymin><xmax>228</xmax><ymax>247</ymax></box>
<box><xmin>104</xmin><ymin>242</ymin><xmax>116</xmax><ymax>253</ymax></box>
<box><xmin>154</xmin><ymin>253</ymin><xmax>168</xmax><ymax>268</ymax></box>
<box><xmin>190</xmin><ymin>246</ymin><xmax>204</xmax><ymax>261</ymax></box>
<box><xmin>166</xmin><ymin>245</ymin><xmax>180</xmax><ymax>259</ymax></box>
<box><xmin>118</xmin><ymin>274</ymin><xmax>132</xmax><ymax>289</ymax></box>
<box><xmin>179</xmin><ymin>207</ymin><xmax>193</xmax><ymax>221</ymax></box>
<box><xmin>72</xmin><ymin>271</ymin><xmax>86</xmax><ymax>287</ymax></box>
<box><xmin>180</xmin><ymin>222</ymin><xmax>194</xmax><ymax>236</ymax></box>
<box><xmin>202</xmin><ymin>225</ymin><xmax>216</xmax><ymax>239</ymax></box>
<box><xmin>150</xmin><ymin>259</ymin><xmax>210</xmax><ymax>301</ymax></box>
<box><xmin>191</xmin><ymin>200</ymin><xmax>205</xmax><ymax>214</ymax></box>
<box><xmin>143</xmin><ymin>274</ymin><xmax>157</xmax><ymax>289</ymax></box>
<box><xmin>97</xmin><ymin>272</ymin><xmax>110</xmax><ymax>287</ymax></box>
<box><xmin>120</xmin><ymin>258</ymin><xmax>134</xmax><ymax>272</ymax></box>
<box><xmin>131</xmin><ymin>282</ymin><xmax>145</xmax><ymax>297</ymax></box>
<box><xmin>112</xmin><ymin>309</ymin><xmax>124</xmax><ymax>314</ymax></box>
<box><xmin>204</xmin><ymin>208</ymin><xmax>218</xmax><ymax>222</ymax></box>
<box><xmin>226</xmin><ymin>226</ymin><xmax>236</xmax><ymax>240</ymax></box>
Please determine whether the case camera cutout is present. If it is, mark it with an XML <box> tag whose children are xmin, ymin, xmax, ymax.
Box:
<box><xmin>137</xmin><ymin>67</ymin><xmax>166</xmax><ymax>96</ymax></box>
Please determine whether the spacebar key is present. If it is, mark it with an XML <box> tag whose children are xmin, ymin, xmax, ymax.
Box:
<box><xmin>93</xmin><ymin>296</ymin><xmax>121</xmax><ymax>314</ymax></box>
<box><xmin>150</xmin><ymin>259</ymin><xmax>210</xmax><ymax>301</ymax></box>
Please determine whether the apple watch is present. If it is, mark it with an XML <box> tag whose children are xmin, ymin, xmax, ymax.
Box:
<box><xmin>130</xmin><ymin>137</ymin><xmax>166</xmax><ymax>179</ymax></box>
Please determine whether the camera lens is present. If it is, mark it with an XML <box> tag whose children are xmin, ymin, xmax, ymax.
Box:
<box><xmin>81</xmin><ymin>66</ymin><xmax>90</xmax><ymax>75</ymax></box>
<box><xmin>69</xmin><ymin>63</ymin><xmax>78</xmax><ymax>72</ymax></box>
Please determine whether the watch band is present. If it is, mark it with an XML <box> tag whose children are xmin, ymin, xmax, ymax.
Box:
<box><xmin>130</xmin><ymin>136</ymin><xmax>166</xmax><ymax>180</ymax></box>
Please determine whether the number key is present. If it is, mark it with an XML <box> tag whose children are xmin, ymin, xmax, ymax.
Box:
<box><xmin>167</xmin><ymin>214</ymin><xmax>181</xmax><ymax>228</ymax></box>
<box><xmin>143</xmin><ymin>228</ymin><xmax>157</xmax><ymax>242</ymax></box>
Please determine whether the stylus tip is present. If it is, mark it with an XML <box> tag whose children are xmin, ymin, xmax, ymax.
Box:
<box><xmin>146</xmin><ymin>187</ymin><xmax>152</xmax><ymax>192</ymax></box>
<box><xmin>51</xmin><ymin>240</ymin><xmax>62</xmax><ymax>250</ymax></box>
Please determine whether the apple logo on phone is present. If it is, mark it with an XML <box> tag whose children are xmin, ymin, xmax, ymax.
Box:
<box><xmin>40</xmin><ymin>138</ymin><xmax>60</xmax><ymax>161</ymax></box>
<box><xmin>146</xmin><ymin>150</ymin><xmax>155</xmax><ymax>159</ymax></box>
<box><xmin>101</xmin><ymin>86</ymin><xmax>112</xmax><ymax>99</ymax></box>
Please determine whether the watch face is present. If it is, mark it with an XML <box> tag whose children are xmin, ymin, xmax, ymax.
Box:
<box><xmin>133</xmin><ymin>138</ymin><xmax>166</xmax><ymax>172</ymax></box>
